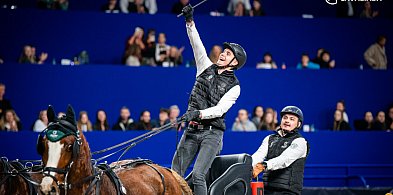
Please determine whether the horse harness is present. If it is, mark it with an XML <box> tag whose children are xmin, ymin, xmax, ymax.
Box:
<box><xmin>0</xmin><ymin>157</ymin><xmax>42</xmax><ymax>195</ymax></box>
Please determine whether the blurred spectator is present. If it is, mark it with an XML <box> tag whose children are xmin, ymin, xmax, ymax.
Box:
<box><xmin>354</xmin><ymin>111</ymin><xmax>373</xmax><ymax>130</ymax></box>
<box><xmin>153</xmin><ymin>108</ymin><xmax>170</xmax><ymax>128</ymax></box>
<box><xmin>155</xmin><ymin>33</ymin><xmax>170</xmax><ymax>66</ymax></box>
<box><xmin>77</xmin><ymin>111</ymin><xmax>92</xmax><ymax>132</ymax></box>
<box><xmin>124</xmin><ymin>45</ymin><xmax>141</xmax><ymax>66</ymax></box>
<box><xmin>233</xmin><ymin>2</ymin><xmax>247</xmax><ymax>16</ymax></box>
<box><xmin>258</xmin><ymin>109</ymin><xmax>277</xmax><ymax>131</ymax></box>
<box><xmin>37</xmin><ymin>0</ymin><xmax>68</xmax><ymax>10</ymax></box>
<box><xmin>256</xmin><ymin>52</ymin><xmax>277</xmax><ymax>69</ymax></box>
<box><xmin>311</xmin><ymin>48</ymin><xmax>325</xmax><ymax>65</ymax></box>
<box><xmin>113</xmin><ymin>106</ymin><xmax>134</xmax><ymax>130</ymax></box>
<box><xmin>228</xmin><ymin>0</ymin><xmax>251</xmax><ymax>16</ymax></box>
<box><xmin>142</xmin><ymin>29</ymin><xmax>157</xmax><ymax>66</ymax></box>
<box><xmin>126</xmin><ymin>27</ymin><xmax>145</xmax><ymax>52</ymax></box>
<box><xmin>318</xmin><ymin>51</ymin><xmax>335</xmax><ymax>69</ymax></box>
<box><xmin>232</xmin><ymin>109</ymin><xmax>257</xmax><ymax>131</ymax></box>
<box><xmin>0</xmin><ymin>109</ymin><xmax>22</xmax><ymax>132</ymax></box>
<box><xmin>364</xmin><ymin>35</ymin><xmax>387</xmax><ymax>70</ymax></box>
<box><xmin>251</xmin><ymin>105</ymin><xmax>264</xmax><ymax>128</ymax></box>
<box><xmin>171</xmin><ymin>0</ymin><xmax>189</xmax><ymax>15</ymax></box>
<box><xmin>360</xmin><ymin>2</ymin><xmax>378</xmax><ymax>19</ymax></box>
<box><xmin>120</xmin><ymin>0</ymin><xmax>157</xmax><ymax>14</ymax></box>
<box><xmin>297</xmin><ymin>53</ymin><xmax>320</xmax><ymax>69</ymax></box>
<box><xmin>169</xmin><ymin>105</ymin><xmax>184</xmax><ymax>130</ymax></box>
<box><xmin>0</xmin><ymin>56</ymin><xmax>3</xmax><ymax>64</ymax></box>
<box><xmin>53</xmin><ymin>0</ymin><xmax>68</xmax><ymax>10</ymax></box>
<box><xmin>33</xmin><ymin>110</ymin><xmax>48</xmax><ymax>132</ymax></box>
<box><xmin>0</xmin><ymin>83</ymin><xmax>13</xmax><ymax>119</ymax></box>
<box><xmin>209</xmin><ymin>45</ymin><xmax>222</xmax><ymax>64</ymax></box>
<box><xmin>102</xmin><ymin>0</ymin><xmax>120</xmax><ymax>13</ymax></box>
<box><xmin>163</xmin><ymin>46</ymin><xmax>184</xmax><ymax>67</ymax></box>
<box><xmin>18</xmin><ymin>45</ymin><xmax>48</xmax><ymax>64</ymax></box>
<box><xmin>128</xmin><ymin>0</ymin><xmax>148</xmax><ymax>14</ymax></box>
<box><xmin>332</xmin><ymin>110</ymin><xmax>351</xmax><ymax>131</ymax></box>
<box><xmin>134</xmin><ymin>110</ymin><xmax>153</xmax><ymax>130</ymax></box>
<box><xmin>250</xmin><ymin>0</ymin><xmax>265</xmax><ymax>16</ymax></box>
<box><xmin>93</xmin><ymin>109</ymin><xmax>110</xmax><ymax>131</ymax></box>
<box><xmin>372</xmin><ymin>111</ymin><xmax>386</xmax><ymax>130</ymax></box>
<box><xmin>336</xmin><ymin>100</ymin><xmax>349</xmax><ymax>123</ymax></box>
<box><xmin>57</xmin><ymin>112</ymin><xmax>66</xmax><ymax>119</ymax></box>
<box><xmin>386</xmin><ymin>106</ymin><xmax>393</xmax><ymax>130</ymax></box>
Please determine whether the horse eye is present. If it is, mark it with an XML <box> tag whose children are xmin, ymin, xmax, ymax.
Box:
<box><xmin>66</xmin><ymin>144</ymin><xmax>73</xmax><ymax>151</ymax></box>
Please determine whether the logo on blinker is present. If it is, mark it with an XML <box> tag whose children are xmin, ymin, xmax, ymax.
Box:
<box><xmin>326</xmin><ymin>0</ymin><xmax>337</xmax><ymax>5</ymax></box>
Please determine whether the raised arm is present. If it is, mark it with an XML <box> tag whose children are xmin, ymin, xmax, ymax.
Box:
<box><xmin>182</xmin><ymin>5</ymin><xmax>213</xmax><ymax>77</ymax></box>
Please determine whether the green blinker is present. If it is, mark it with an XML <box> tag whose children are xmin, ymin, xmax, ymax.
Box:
<box><xmin>46</xmin><ymin>130</ymin><xmax>68</xmax><ymax>142</ymax></box>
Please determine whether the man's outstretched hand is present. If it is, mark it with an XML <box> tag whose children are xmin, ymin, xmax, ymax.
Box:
<box><xmin>181</xmin><ymin>110</ymin><xmax>200</xmax><ymax>122</ymax></box>
<box><xmin>253</xmin><ymin>163</ymin><xmax>265</xmax><ymax>178</ymax></box>
<box><xmin>182</xmin><ymin>4</ymin><xmax>194</xmax><ymax>22</ymax></box>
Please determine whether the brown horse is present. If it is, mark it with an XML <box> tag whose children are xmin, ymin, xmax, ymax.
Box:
<box><xmin>0</xmin><ymin>157</ymin><xmax>43</xmax><ymax>195</ymax></box>
<box><xmin>37</xmin><ymin>105</ymin><xmax>192</xmax><ymax>195</ymax></box>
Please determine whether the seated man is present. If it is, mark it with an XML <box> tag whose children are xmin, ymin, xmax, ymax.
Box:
<box><xmin>231</xmin><ymin>109</ymin><xmax>257</xmax><ymax>131</ymax></box>
<box><xmin>252</xmin><ymin>106</ymin><xmax>309</xmax><ymax>195</ymax></box>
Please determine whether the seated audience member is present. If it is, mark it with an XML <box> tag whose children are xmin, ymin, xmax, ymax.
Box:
<box><xmin>297</xmin><ymin>53</ymin><xmax>320</xmax><ymax>69</ymax></box>
<box><xmin>0</xmin><ymin>83</ymin><xmax>13</xmax><ymax>119</ymax></box>
<box><xmin>113</xmin><ymin>106</ymin><xmax>134</xmax><ymax>130</ymax></box>
<box><xmin>142</xmin><ymin>29</ymin><xmax>157</xmax><ymax>66</ymax></box>
<box><xmin>77</xmin><ymin>111</ymin><xmax>92</xmax><ymax>132</ymax></box>
<box><xmin>0</xmin><ymin>109</ymin><xmax>22</xmax><ymax>132</ymax></box>
<box><xmin>120</xmin><ymin>0</ymin><xmax>157</xmax><ymax>14</ymax></box>
<box><xmin>256</xmin><ymin>52</ymin><xmax>277</xmax><ymax>69</ymax></box>
<box><xmin>18</xmin><ymin>45</ymin><xmax>48</xmax><ymax>64</ymax></box>
<box><xmin>318</xmin><ymin>51</ymin><xmax>335</xmax><ymax>69</ymax></box>
<box><xmin>336</xmin><ymin>100</ymin><xmax>349</xmax><ymax>123</ymax></box>
<box><xmin>259</xmin><ymin>111</ymin><xmax>277</xmax><ymax>131</ymax></box>
<box><xmin>250</xmin><ymin>0</ymin><xmax>265</xmax><ymax>16</ymax></box>
<box><xmin>232</xmin><ymin>109</ymin><xmax>257</xmax><ymax>132</ymax></box>
<box><xmin>153</xmin><ymin>108</ymin><xmax>170</xmax><ymax>128</ymax></box>
<box><xmin>163</xmin><ymin>46</ymin><xmax>184</xmax><ymax>67</ymax></box>
<box><xmin>102</xmin><ymin>0</ymin><xmax>120</xmax><ymax>13</ymax></box>
<box><xmin>133</xmin><ymin>110</ymin><xmax>153</xmax><ymax>130</ymax></box>
<box><xmin>33</xmin><ymin>110</ymin><xmax>48</xmax><ymax>132</ymax></box>
<box><xmin>169</xmin><ymin>105</ymin><xmax>183</xmax><ymax>130</ymax></box>
<box><xmin>364</xmin><ymin>35</ymin><xmax>387</xmax><ymax>70</ymax></box>
<box><xmin>332</xmin><ymin>110</ymin><xmax>351</xmax><ymax>131</ymax></box>
<box><xmin>209</xmin><ymin>45</ymin><xmax>222</xmax><ymax>64</ymax></box>
<box><xmin>251</xmin><ymin>105</ymin><xmax>264</xmax><ymax>128</ymax></box>
<box><xmin>125</xmin><ymin>27</ymin><xmax>145</xmax><ymax>53</ymax></box>
<box><xmin>311</xmin><ymin>48</ymin><xmax>325</xmax><ymax>65</ymax></box>
<box><xmin>171</xmin><ymin>0</ymin><xmax>189</xmax><ymax>15</ymax></box>
<box><xmin>128</xmin><ymin>0</ymin><xmax>148</xmax><ymax>14</ymax></box>
<box><xmin>93</xmin><ymin>109</ymin><xmax>110</xmax><ymax>131</ymax></box>
<box><xmin>227</xmin><ymin>0</ymin><xmax>251</xmax><ymax>16</ymax></box>
<box><xmin>355</xmin><ymin>111</ymin><xmax>374</xmax><ymax>130</ymax></box>
<box><xmin>124</xmin><ymin>45</ymin><xmax>141</xmax><ymax>66</ymax></box>
<box><xmin>233</xmin><ymin>2</ymin><xmax>248</xmax><ymax>16</ymax></box>
<box><xmin>387</xmin><ymin>106</ymin><xmax>393</xmax><ymax>130</ymax></box>
<box><xmin>155</xmin><ymin>33</ymin><xmax>170</xmax><ymax>66</ymax></box>
<box><xmin>372</xmin><ymin>111</ymin><xmax>386</xmax><ymax>130</ymax></box>
<box><xmin>359</xmin><ymin>1</ymin><xmax>378</xmax><ymax>19</ymax></box>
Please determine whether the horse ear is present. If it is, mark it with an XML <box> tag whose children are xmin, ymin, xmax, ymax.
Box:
<box><xmin>66</xmin><ymin>104</ymin><xmax>77</xmax><ymax>126</ymax></box>
<box><xmin>47</xmin><ymin>105</ymin><xmax>56</xmax><ymax>123</ymax></box>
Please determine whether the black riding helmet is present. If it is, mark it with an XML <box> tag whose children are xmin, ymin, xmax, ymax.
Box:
<box><xmin>223</xmin><ymin>42</ymin><xmax>247</xmax><ymax>70</ymax></box>
<box><xmin>280</xmin><ymin>106</ymin><xmax>304</xmax><ymax>128</ymax></box>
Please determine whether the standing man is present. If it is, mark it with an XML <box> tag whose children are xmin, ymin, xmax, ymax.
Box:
<box><xmin>252</xmin><ymin>106</ymin><xmax>309</xmax><ymax>195</ymax></box>
<box><xmin>172</xmin><ymin>4</ymin><xmax>247</xmax><ymax>195</ymax></box>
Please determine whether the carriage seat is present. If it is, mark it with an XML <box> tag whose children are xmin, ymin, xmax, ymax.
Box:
<box><xmin>186</xmin><ymin>153</ymin><xmax>253</xmax><ymax>195</ymax></box>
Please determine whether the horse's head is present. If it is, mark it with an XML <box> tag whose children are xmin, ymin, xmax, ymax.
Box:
<box><xmin>37</xmin><ymin>105</ymin><xmax>82</xmax><ymax>195</ymax></box>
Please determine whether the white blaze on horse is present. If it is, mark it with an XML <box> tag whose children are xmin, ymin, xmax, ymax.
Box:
<box><xmin>37</xmin><ymin>105</ymin><xmax>192</xmax><ymax>195</ymax></box>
